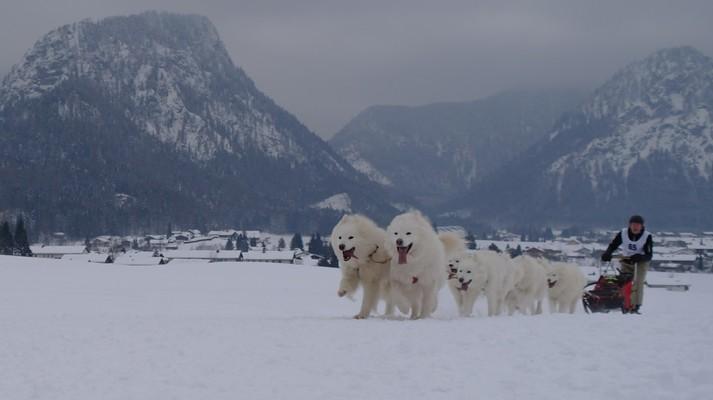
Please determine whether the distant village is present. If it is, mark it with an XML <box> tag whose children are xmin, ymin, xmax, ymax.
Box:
<box><xmin>30</xmin><ymin>228</ymin><xmax>331</xmax><ymax>267</ymax></box>
<box><xmin>26</xmin><ymin>225</ymin><xmax>713</xmax><ymax>272</ymax></box>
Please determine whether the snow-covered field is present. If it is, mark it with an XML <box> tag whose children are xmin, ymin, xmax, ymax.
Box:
<box><xmin>1</xmin><ymin>256</ymin><xmax>712</xmax><ymax>400</ymax></box>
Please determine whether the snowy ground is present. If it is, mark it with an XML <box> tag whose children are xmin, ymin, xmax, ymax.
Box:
<box><xmin>1</xmin><ymin>256</ymin><xmax>712</xmax><ymax>400</ymax></box>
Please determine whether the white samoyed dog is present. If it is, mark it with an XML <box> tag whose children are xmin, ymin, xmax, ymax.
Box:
<box><xmin>442</xmin><ymin>233</ymin><xmax>467</xmax><ymax>307</ymax></box>
<box><xmin>448</xmin><ymin>253</ymin><xmax>480</xmax><ymax>317</ymax></box>
<box><xmin>546</xmin><ymin>262</ymin><xmax>587</xmax><ymax>314</ymax></box>
<box><xmin>330</xmin><ymin>214</ymin><xmax>396</xmax><ymax>319</ymax></box>
<box><xmin>452</xmin><ymin>250</ymin><xmax>516</xmax><ymax>317</ymax></box>
<box><xmin>385</xmin><ymin>211</ymin><xmax>462</xmax><ymax>319</ymax></box>
<box><xmin>445</xmin><ymin>251</ymin><xmax>471</xmax><ymax>315</ymax></box>
<box><xmin>506</xmin><ymin>255</ymin><xmax>548</xmax><ymax>315</ymax></box>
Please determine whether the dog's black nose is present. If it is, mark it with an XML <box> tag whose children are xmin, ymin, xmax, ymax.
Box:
<box><xmin>458</xmin><ymin>278</ymin><xmax>464</xmax><ymax>283</ymax></box>
<box><xmin>338</xmin><ymin>244</ymin><xmax>345</xmax><ymax>251</ymax></box>
<box><xmin>396</xmin><ymin>238</ymin><xmax>403</xmax><ymax>246</ymax></box>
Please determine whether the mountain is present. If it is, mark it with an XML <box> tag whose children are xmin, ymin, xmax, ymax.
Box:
<box><xmin>450</xmin><ymin>47</ymin><xmax>713</xmax><ymax>229</ymax></box>
<box><xmin>0</xmin><ymin>12</ymin><xmax>394</xmax><ymax>236</ymax></box>
<box><xmin>330</xmin><ymin>90</ymin><xmax>583</xmax><ymax>205</ymax></box>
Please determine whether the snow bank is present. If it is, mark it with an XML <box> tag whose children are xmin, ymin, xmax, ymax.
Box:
<box><xmin>1</xmin><ymin>255</ymin><xmax>711</xmax><ymax>400</ymax></box>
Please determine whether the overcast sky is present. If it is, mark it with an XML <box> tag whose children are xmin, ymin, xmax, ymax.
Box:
<box><xmin>1</xmin><ymin>1</ymin><xmax>712</xmax><ymax>137</ymax></box>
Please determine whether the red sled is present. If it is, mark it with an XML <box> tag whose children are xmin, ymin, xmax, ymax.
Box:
<box><xmin>582</xmin><ymin>272</ymin><xmax>633</xmax><ymax>313</ymax></box>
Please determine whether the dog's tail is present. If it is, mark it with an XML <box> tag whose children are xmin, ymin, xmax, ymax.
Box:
<box><xmin>439</xmin><ymin>232</ymin><xmax>466</xmax><ymax>257</ymax></box>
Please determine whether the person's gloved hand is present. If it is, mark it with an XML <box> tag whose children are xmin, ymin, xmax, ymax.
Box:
<box><xmin>629</xmin><ymin>254</ymin><xmax>643</xmax><ymax>263</ymax></box>
<box><xmin>601</xmin><ymin>253</ymin><xmax>612</xmax><ymax>262</ymax></box>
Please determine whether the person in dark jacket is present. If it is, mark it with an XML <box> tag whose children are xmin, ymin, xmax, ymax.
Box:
<box><xmin>601</xmin><ymin>215</ymin><xmax>653</xmax><ymax>314</ymax></box>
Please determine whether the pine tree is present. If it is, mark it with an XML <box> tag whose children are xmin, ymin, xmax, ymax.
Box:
<box><xmin>235</xmin><ymin>234</ymin><xmax>249</xmax><ymax>252</ymax></box>
<box><xmin>307</xmin><ymin>233</ymin><xmax>316</xmax><ymax>253</ymax></box>
<box><xmin>290</xmin><ymin>233</ymin><xmax>303</xmax><ymax>250</ymax></box>
<box><xmin>277</xmin><ymin>238</ymin><xmax>286</xmax><ymax>251</ymax></box>
<box><xmin>542</xmin><ymin>227</ymin><xmax>554</xmax><ymax>241</ymax></box>
<box><xmin>308</xmin><ymin>233</ymin><xmax>324</xmax><ymax>255</ymax></box>
<box><xmin>225</xmin><ymin>238</ymin><xmax>235</xmax><ymax>250</ymax></box>
<box><xmin>318</xmin><ymin>244</ymin><xmax>339</xmax><ymax>268</ymax></box>
<box><xmin>166</xmin><ymin>222</ymin><xmax>173</xmax><ymax>239</ymax></box>
<box><xmin>465</xmin><ymin>231</ymin><xmax>476</xmax><ymax>250</ymax></box>
<box><xmin>14</xmin><ymin>216</ymin><xmax>31</xmax><ymax>256</ymax></box>
<box><xmin>0</xmin><ymin>221</ymin><xmax>13</xmax><ymax>255</ymax></box>
<box><xmin>132</xmin><ymin>239</ymin><xmax>139</xmax><ymax>250</ymax></box>
<box><xmin>511</xmin><ymin>245</ymin><xmax>523</xmax><ymax>257</ymax></box>
<box><xmin>84</xmin><ymin>237</ymin><xmax>91</xmax><ymax>252</ymax></box>
<box><xmin>321</xmin><ymin>240</ymin><xmax>330</xmax><ymax>257</ymax></box>
<box><xmin>488</xmin><ymin>243</ymin><xmax>500</xmax><ymax>253</ymax></box>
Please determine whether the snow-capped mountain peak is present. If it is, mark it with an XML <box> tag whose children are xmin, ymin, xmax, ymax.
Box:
<box><xmin>0</xmin><ymin>12</ymin><xmax>394</xmax><ymax>235</ymax></box>
<box><xmin>456</xmin><ymin>46</ymin><xmax>713</xmax><ymax>228</ymax></box>
<box><xmin>0</xmin><ymin>12</ymin><xmax>342</xmax><ymax>167</ymax></box>
<box><xmin>582</xmin><ymin>46</ymin><xmax>713</xmax><ymax>121</ymax></box>
<box><xmin>549</xmin><ymin>46</ymin><xmax>713</xmax><ymax>187</ymax></box>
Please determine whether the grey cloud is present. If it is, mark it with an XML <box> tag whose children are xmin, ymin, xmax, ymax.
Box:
<box><xmin>1</xmin><ymin>0</ymin><xmax>712</xmax><ymax>136</ymax></box>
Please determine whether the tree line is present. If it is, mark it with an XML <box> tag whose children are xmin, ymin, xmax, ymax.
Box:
<box><xmin>0</xmin><ymin>216</ymin><xmax>32</xmax><ymax>256</ymax></box>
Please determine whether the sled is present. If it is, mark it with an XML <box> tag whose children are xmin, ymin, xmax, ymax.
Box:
<box><xmin>582</xmin><ymin>260</ymin><xmax>633</xmax><ymax>313</ymax></box>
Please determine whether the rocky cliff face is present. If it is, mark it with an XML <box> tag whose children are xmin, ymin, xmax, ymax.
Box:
<box><xmin>330</xmin><ymin>90</ymin><xmax>582</xmax><ymax>205</ymax></box>
<box><xmin>452</xmin><ymin>47</ymin><xmax>713</xmax><ymax>228</ymax></box>
<box><xmin>0</xmin><ymin>12</ymin><xmax>393</xmax><ymax>235</ymax></box>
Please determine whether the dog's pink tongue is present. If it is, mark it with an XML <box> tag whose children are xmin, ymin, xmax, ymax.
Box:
<box><xmin>397</xmin><ymin>248</ymin><xmax>408</xmax><ymax>264</ymax></box>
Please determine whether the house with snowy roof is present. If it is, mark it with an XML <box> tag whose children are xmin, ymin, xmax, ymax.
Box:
<box><xmin>30</xmin><ymin>245</ymin><xmax>88</xmax><ymax>259</ymax></box>
<box><xmin>163</xmin><ymin>249</ymin><xmax>243</xmax><ymax>262</ymax></box>
<box><xmin>241</xmin><ymin>249</ymin><xmax>295</xmax><ymax>264</ymax></box>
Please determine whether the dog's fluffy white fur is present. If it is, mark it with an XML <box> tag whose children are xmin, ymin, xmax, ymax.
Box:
<box><xmin>546</xmin><ymin>262</ymin><xmax>587</xmax><ymax>314</ymax></box>
<box><xmin>448</xmin><ymin>253</ymin><xmax>482</xmax><ymax>316</ymax></box>
<box><xmin>442</xmin><ymin>233</ymin><xmax>468</xmax><ymax>312</ymax></box>
<box><xmin>453</xmin><ymin>250</ymin><xmax>516</xmax><ymax>317</ymax></box>
<box><xmin>445</xmin><ymin>251</ymin><xmax>470</xmax><ymax>315</ymax></box>
<box><xmin>506</xmin><ymin>255</ymin><xmax>548</xmax><ymax>315</ymax></box>
<box><xmin>385</xmin><ymin>211</ymin><xmax>462</xmax><ymax>319</ymax></box>
<box><xmin>330</xmin><ymin>214</ymin><xmax>395</xmax><ymax>319</ymax></box>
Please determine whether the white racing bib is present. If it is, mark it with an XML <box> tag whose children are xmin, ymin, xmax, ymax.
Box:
<box><xmin>620</xmin><ymin>228</ymin><xmax>651</xmax><ymax>257</ymax></box>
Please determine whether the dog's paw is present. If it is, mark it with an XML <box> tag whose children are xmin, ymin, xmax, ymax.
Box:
<box><xmin>337</xmin><ymin>289</ymin><xmax>347</xmax><ymax>297</ymax></box>
<box><xmin>353</xmin><ymin>313</ymin><xmax>369</xmax><ymax>319</ymax></box>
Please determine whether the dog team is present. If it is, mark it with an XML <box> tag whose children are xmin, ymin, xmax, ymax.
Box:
<box><xmin>330</xmin><ymin>211</ymin><xmax>586</xmax><ymax>320</ymax></box>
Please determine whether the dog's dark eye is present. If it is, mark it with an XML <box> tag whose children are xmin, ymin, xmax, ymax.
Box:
<box><xmin>467</xmin><ymin>270</ymin><xmax>471</xmax><ymax>273</ymax></box>
<box><xmin>394</xmin><ymin>232</ymin><xmax>398</xmax><ymax>235</ymax></box>
<box><xmin>406</xmin><ymin>232</ymin><xmax>412</xmax><ymax>235</ymax></box>
<box><xmin>338</xmin><ymin>236</ymin><xmax>342</xmax><ymax>240</ymax></box>
<box><xmin>456</xmin><ymin>260</ymin><xmax>460</xmax><ymax>263</ymax></box>
<box><xmin>348</xmin><ymin>236</ymin><xmax>354</xmax><ymax>240</ymax></box>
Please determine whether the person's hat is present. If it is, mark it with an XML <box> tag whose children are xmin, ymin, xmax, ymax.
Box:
<box><xmin>629</xmin><ymin>215</ymin><xmax>644</xmax><ymax>224</ymax></box>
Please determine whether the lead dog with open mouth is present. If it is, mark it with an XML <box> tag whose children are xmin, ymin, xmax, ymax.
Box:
<box><xmin>330</xmin><ymin>214</ymin><xmax>396</xmax><ymax>319</ymax></box>
<box><xmin>385</xmin><ymin>211</ymin><xmax>462</xmax><ymax>319</ymax></box>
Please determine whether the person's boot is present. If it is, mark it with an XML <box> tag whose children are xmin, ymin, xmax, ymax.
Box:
<box><xmin>631</xmin><ymin>305</ymin><xmax>641</xmax><ymax>314</ymax></box>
